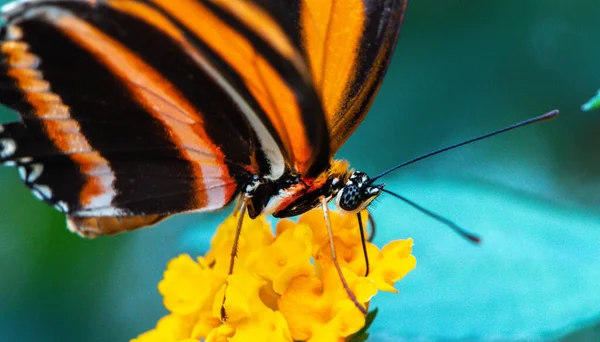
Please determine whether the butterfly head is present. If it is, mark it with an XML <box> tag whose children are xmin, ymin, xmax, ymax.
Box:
<box><xmin>336</xmin><ymin>171</ymin><xmax>384</xmax><ymax>214</ymax></box>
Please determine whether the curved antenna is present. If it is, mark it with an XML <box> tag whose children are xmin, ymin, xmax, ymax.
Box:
<box><xmin>370</xmin><ymin>110</ymin><xmax>558</xmax><ymax>183</ymax></box>
<box><xmin>381</xmin><ymin>188</ymin><xmax>481</xmax><ymax>244</ymax></box>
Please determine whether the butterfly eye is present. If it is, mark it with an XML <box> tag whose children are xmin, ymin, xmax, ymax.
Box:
<box><xmin>338</xmin><ymin>183</ymin><xmax>361</xmax><ymax>211</ymax></box>
<box><xmin>336</xmin><ymin>171</ymin><xmax>382</xmax><ymax>213</ymax></box>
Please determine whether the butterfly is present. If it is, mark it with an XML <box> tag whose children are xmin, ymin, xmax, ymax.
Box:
<box><xmin>0</xmin><ymin>0</ymin><xmax>410</xmax><ymax>314</ymax></box>
<box><xmin>0</xmin><ymin>0</ymin><xmax>408</xmax><ymax>231</ymax></box>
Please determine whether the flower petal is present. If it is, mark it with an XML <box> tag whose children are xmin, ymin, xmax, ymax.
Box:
<box><xmin>368</xmin><ymin>239</ymin><xmax>417</xmax><ymax>292</ymax></box>
<box><xmin>158</xmin><ymin>255</ymin><xmax>222</xmax><ymax>315</ymax></box>
<box><xmin>214</xmin><ymin>267</ymin><xmax>269</xmax><ymax>323</ymax></box>
<box><xmin>230</xmin><ymin>310</ymin><xmax>293</xmax><ymax>342</ymax></box>
<box><xmin>247</xmin><ymin>223</ymin><xmax>314</xmax><ymax>294</ymax></box>
<box><xmin>131</xmin><ymin>314</ymin><xmax>193</xmax><ymax>342</ymax></box>
<box><xmin>208</xmin><ymin>214</ymin><xmax>274</xmax><ymax>277</ymax></box>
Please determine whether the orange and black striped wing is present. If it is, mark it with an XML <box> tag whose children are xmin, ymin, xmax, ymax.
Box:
<box><xmin>0</xmin><ymin>0</ymin><xmax>330</xmax><ymax>235</ymax></box>
<box><xmin>295</xmin><ymin>0</ymin><xmax>409</xmax><ymax>153</ymax></box>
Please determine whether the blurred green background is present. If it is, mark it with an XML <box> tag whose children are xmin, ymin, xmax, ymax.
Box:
<box><xmin>1</xmin><ymin>1</ymin><xmax>599</xmax><ymax>341</ymax></box>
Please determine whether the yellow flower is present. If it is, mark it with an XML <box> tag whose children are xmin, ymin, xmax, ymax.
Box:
<box><xmin>246</xmin><ymin>222</ymin><xmax>314</xmax><ymax>295</ymax></box>
<box><xmin>132</xmin><ymin>209</ymin><xmax>416</xmax><ymax>342</ymax></box>
<box><xmin>131</xmin><ymin>314</ymin><xmax>196</xmax><ymax>342</ymax></box>
<box><xmin>366</xmin><ymin>239</ymin><xmax>417</xmax><ymax>293</ymax></box>
<box><xmin>159</xmin><ymin>255</ymin><xmax>223</xmax><ymax>315</ymax></box>
<box><xmin>277</xmin><ymin>268</ymin><xmax>372</xmax><ymax>341</ymax></box>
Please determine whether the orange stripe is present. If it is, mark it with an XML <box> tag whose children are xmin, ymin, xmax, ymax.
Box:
<box><xmin>110</xmin><ymin>0</ymin><xmax>314</xmax><ymax>173</ymax></box>
<box><xmin>206</xmin><ymin>0</ymin><xmax>297</xmax><ymax>61</ymax></box>
<box><xmin>1</xmin><ymin>40</ymin><xmax>110</xmax><ymax>206</ymax></box>
<box><xmin>1</xmin><ymin>42</ymin><xmax>40</xmax><ymax>68</ymax></box>
<box><xmin>301</xmin><ymin>0</ymin><xmax>365</xmax><ymax>118</ymax></box>
<box><xmin>106</xmin><ymin>1</ymin><xmax>185</xmax><ymax>43</ymax></box>
<box><xmin>54</xmin><ymin>14</ymin><xmax>231</xmax><ymax>208</ymax></box>
<box><xmin>111</xmin><ymin>0</ymin><xmax>298</xmax><ymax>63</ymax></box>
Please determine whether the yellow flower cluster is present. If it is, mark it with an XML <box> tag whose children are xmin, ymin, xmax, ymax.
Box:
<box><xmin>132</xmin><ymin>209</ymin><xmax>416</xmax><ymax>342</ymax></box>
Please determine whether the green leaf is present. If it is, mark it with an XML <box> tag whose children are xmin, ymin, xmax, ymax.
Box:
<box><xmin>346</xmin><ymin>309</ymin><xmax>379</xmax><ymax>342</ymax></box>
<box><xmin>581</xmin><ymin>89</ymin><xmax>600</xmax><ymax>111</ymax></box>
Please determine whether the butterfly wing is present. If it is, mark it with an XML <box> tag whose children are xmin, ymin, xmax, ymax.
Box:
<box><xmin>0</xmin><ymin>0</ymin><xmax>331</xmax><ymax>235</ymax></box>
<box><xmin>295</xmin><ymin>0</ymin><xmax>409</xmax><ymax>153</ymax></box>
<box><xmin>171</xmin><ymin>0</ymin><xmax>332</xmax><ymax>177</ymax></box>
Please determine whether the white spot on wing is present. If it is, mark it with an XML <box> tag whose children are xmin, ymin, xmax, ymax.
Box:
<box><xmin>32</xmin><ymin>184</ymin><xmax>52</xmax><ymax>199</ymax></box>
<box><xmin>86</xmin><ymin>192</ymin><xmax>117</xmax><ymax>213</ymax></box>
<box><xmin>18</xmin><ymin>166</ymin><xmax>27</xmax><ymax>180</ymax></box>
<box><xmin>66</xmin><ymin>218</ymin><xmax>77</xmax><ymax>233</ymax></box>
<box><xmin>18</xmin><ymin>157</ymin><xmax>32</xmax><ymax>163</ymax></box>
<box><xmin>54</xmin><ymin>201</ymin><xmax>69</xmax><ymax>213</ymax></box>
<box><xmin>3</xmin><ymin>160</ymin><xmax>16</xmax><ymax>167</ymax></box>
<box><xmin>30</xmin><ymin>188</ymin><xmax>44</xmax><ymax>201</ymax></box>
<box><xmin>27</xmin><ymin>163</ymin><xmax>43</xmax><ymax>182</ymax></box>
<box><xmin>0</xmin><ymin>138</ymin><xmax>16</xmax><ymax>158</ymax></box>
<box><xmin>82</xmin><ymin>165</ymin><xmax>117</xmax><ymax>212</ymax></box>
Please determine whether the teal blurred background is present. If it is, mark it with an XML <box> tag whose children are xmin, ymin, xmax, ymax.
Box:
<box><xmin>1</xmin><ymin>1</ymin><xmax>599</xmax><ymax>341</ymax></box>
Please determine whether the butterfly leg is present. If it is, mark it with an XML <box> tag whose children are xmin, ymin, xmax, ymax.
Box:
<box><xmin>220</xmin><ymin>195</ymin><xmax>249</xmax><ymax>322</ymax></box>
<box><xmin>320</xmin><ymin>196</ymin><xmax>368</xmax><ymax>315</ymax></box>
<box><xmin>357</xmin><ymin>212</ymin><xmax>370</xmax><ymax>277</ymax></box>
<box><xmin>231</xmin><ymin>194</ymin><xmax>243</xmax><ymax>217</ymax></box>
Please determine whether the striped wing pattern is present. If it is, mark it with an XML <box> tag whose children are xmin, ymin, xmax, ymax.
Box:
<box><xmin>297</xmin><ymin>0</ymin><xmax>408</xmax><ymax>152</ymax></box>
<box><xmin>0</xmin><ymin>0</ymin><xmax>406</xmax><ymax>236</ymax></box>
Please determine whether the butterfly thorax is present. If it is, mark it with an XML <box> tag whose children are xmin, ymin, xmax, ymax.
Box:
<box><xmin>245</xmin><ymin>160</ymin><xmax>384</xmax><ymax>219</ymax></box>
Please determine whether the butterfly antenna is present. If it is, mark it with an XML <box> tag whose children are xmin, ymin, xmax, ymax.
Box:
<box><xmin>381</xmin><ymin>188</ymin><xmax>481</xmax><ymax>244</ymax></box>
<box><xmin>369</xmin><ymin>110</ymin><xmax>558</xmax><ymax>183</ymax></box>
